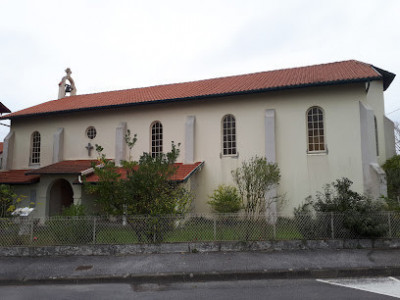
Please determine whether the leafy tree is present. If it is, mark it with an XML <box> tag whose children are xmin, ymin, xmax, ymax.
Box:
<box><xmin>85</xmin><ymin>145</ymin><xmax>128</xmax><ymax>215</ymax></box>
<box><xmin>0</xmin><ymin>184</ymin><xmax>20</xmax><ymax>218</ymax></box>
<box><xmin>231</xmin><ymin>156</ymin><xmax>280</xmax><ymax>241</ymax></box>
<box><xmin>383</xmin><ymin>155</ymin><xmax>400</xmax><ymax>209</ymax></box>
<box><xmin>232</xmin><ymin>156</ymin><xmax>280</xmax><ymax>216</ymax></box>
<box><xmin>124</xmin><ymin>142</ymin><xmax>191</xmax><ymax>216</ymax></box>
<box><xmin>85</xmin><ymin>135</ymin><xmax>192</xmax><ymax>243</ymax></box>
<box><xmin>208</xmin><ymin>185</ymin><xmax>242</xmax><ymax>213</ymax></box>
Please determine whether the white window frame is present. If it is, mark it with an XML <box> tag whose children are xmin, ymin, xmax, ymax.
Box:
<box><xmin>151</xmin><ymin>121</ymin><xmax>163</xmax><ymax>157</ymax></box>
<box><xmin>306</xmin><ymin>106</ymin><xmax>326</xmax><ymax>154</ymax></box>
<box><xmin>30</xmin><ymin>131</ymin><xmax>41</xmax><ymax>165</ymax></box>
<box><xmin>222</xmin><ymin>114</ymin><xmax>237</xmax><ymax>157</ymax></box>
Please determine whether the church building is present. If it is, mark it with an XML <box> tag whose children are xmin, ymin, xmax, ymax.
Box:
<box><xmin>0</xmin><ymin>60</ymin><xmax>396</xmax><ymax>218</ymax></box>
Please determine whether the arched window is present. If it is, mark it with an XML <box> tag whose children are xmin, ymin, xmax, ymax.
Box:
<box><xmin>307</xmin><ymin>107</ymin><xmax>325</xmax><ymax>152</ymax></box>
<box><xmin>222</xmin><ymin>114</ymin><xmax>237</xmax><ymax>156</ymax></box>
<box><xmin>151</xmin><ymin>121</ymin><xmax>163</xmax><ymax>157</ymax></box>
<box><xmin>30</xmin><ymin>131</ymin><xmax>41</xmax><ymax>164</ymax></box>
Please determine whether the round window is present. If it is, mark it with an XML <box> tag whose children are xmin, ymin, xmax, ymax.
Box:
<box><xmin>86</xmin><ymin>126</ymin><xmax>97</xmax><ymax>139</ymax></box>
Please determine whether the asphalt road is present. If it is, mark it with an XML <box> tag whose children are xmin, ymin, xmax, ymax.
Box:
<box><xmin>1</xmin><ymin>277</ymin><xmax>399</xmax><ymax>300</ymax></box>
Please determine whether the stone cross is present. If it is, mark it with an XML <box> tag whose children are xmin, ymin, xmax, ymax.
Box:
<box><xmin>85</xmin><ymin>143</ymin><xmax>94</xmax><ymax>156</ymax></box>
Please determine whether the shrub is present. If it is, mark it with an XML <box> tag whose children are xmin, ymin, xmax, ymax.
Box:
<box><xmin>48</xmin><ymin>204</ymin><xmax>92</xmax><ymax>245</ymax></box>
<box><xmin>383</xmin><ymin>155</ymin><xmax>400</xmax><ymax>208</ymax></box>
<box><xmin>208</xmin><ymin>185</ymin><xmax>242</xmax><ymax>213</ymax></box>
<box><xmin>295</xmin><ymin>178</ymin><xmax>387</xmax><ymax>238</ymax></box>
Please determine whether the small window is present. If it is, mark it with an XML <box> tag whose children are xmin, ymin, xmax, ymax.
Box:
<box><xmin>30</xmin><ymin>131</ymin><xmax>41</xmax><ymax>164</ymax></box>
<box><xmin>307</xmin><ymin>107</ymin><xmax>326</xmax><ymax>152</ymax></box>
<box><xmin>86</xmin><ymin>126</ymin><xmax>97</xmax><ymax>139</ymax></box>
<box><xmin>222</xmin><ymin>114</ymin><xmax>237</xmax><ymax>156</ymax></box>
<box><xmin>151</xmin><ymin>121</ymin><xmax>163</xmax><ymax>157</ymax></box>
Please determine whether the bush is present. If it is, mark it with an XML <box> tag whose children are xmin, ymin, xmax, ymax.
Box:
<box><xmin>295</xmin><ymin>178</ymin><xmax>387</xmax><ymax>238</ymax></box>
<box><xmin>208</xmin><ymin>185</ymin><xmax>242</xmax><ymax>213</ymax></box>
<box><xmin>383</xmin><ymin>155</ymin><xmax>400</xmax><ymax>208</ymax></box>
<box><xmin>48</xmin><ymin>204</ymin><xmax>93</xmax><ymax>245</ymax></box>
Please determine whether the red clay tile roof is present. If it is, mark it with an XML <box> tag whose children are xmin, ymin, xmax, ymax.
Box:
<box><xmin>84</xmin><ymin>161</ymin><xmax>204</xmax><ymax>183</ymax></box>
<box><xmin>23</xmin><ymin>160</ymin><xmax>203</xmax><ymax>182</ymax></box>
<box><xmin>0</xmin><ymin>170</ymin><xmax>40</xmax><ymax>184</ymax></box>
<box><xmin>26</xmin><ymin>160</ymin><xmax>97</xmax><ymax>175</ymax></box>
<box><xmin>2</xmin><ymin>60</ymin><xmax>395</xmax><ymax>120</ymax></box>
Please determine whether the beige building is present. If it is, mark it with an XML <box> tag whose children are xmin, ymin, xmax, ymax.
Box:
<box><xmin>0</xmin><ymin>60</ymin><xmax>396</xmax><ymax>218</ymax></box>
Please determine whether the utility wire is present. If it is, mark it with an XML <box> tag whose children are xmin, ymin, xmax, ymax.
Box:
<box><xmin>387</xmin><ymin>107</ymin><xmax>400</xmax><ymax>115</ymax></box>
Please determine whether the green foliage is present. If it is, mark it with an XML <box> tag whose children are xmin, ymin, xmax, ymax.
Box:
<box><xmin>295</xmin><ymin>178</ymin><xmax>386</xmax><ymax>238</ymax></box>
<box><xmin>85</xmin><ymin>144</ymin><xmax>128</xmax><ymax>215</ymax></box>
<box><xmin>48</xmin><ymin>217</ymin><xmax>93</xmax><ymax>245</ymax></box>
<box><xmin>61</xmin><ymin>204</ymin><xmax>87</xmax><ymax>216</ymax></box>
<box><xmin>232</xmin><ymin>156</ymin><xmax>280</xmax><ymax>215</ymax></box>
<box><xmin>0</xmin><ymin>184</ymin><xmax>19</xmax><ymax>218</ymax></box>
<box><xmin>124</xmin><ymin>142</ymin><xmax>191</xmax><ymax>215</ymax></box>
<box><xmin>84</xmin><ymin>136</ymin><xmax>192</xmax><ymax>243</ymax></box>
<box><xmin>313</xmin><ymin>178</ymin><xmax>384</xmax><ymax>213</ymax></box>
<box><xmin>383</xmin><ymin>155</ymin><xmax>400</xmax><ymax>204</ymax></box>
<box><xmin>208</xmin><ymin>185</ymin><xmax>242</xmax><ymax>213</ymax></box>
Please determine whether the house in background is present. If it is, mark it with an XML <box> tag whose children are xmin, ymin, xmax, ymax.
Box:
<box><xmin>0</xmin><ymin>60</ymin><xmax>396</xmax><ymax>219</ymax></box>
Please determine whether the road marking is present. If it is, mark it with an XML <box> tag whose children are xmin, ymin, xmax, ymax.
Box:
<box><xmin>317</xmin><ymin>277</ymin><xmax>400</xmax><ymax>299</ymax></box>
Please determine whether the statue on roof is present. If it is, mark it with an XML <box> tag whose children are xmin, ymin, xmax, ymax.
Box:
<box><xmin>58</xmin><ymin>68</ymin><xmax>77</xmax><ymax>99</ymax></box>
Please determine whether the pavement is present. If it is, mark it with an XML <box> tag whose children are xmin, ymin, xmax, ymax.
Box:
<box><xmin>1</xmin><ymin>249</ymin><xmax>400</xmax><ymax>285</ymax></box>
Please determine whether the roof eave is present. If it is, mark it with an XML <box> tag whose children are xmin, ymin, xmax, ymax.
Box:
<box><xmin>1</xmin><ymin>77</ymin><xmax>381</xmax><ymax>121</ymax></box>
<box><xmin>372</xmin><ymin>66</ymin><xmax>396</xmax><ymax>91</ymax></box>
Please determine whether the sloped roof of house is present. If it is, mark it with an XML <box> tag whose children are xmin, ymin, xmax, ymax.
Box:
<box><xmin>83</xmin><ymin>161</ymin><xmax>204</xmax><ymax>183</ymax></box>
<box><xmin>24</xmin><ymin>160</ymin><xmax>204</xmax><ymax>183</ymax></box>
<box><xmin>26</xmin><ymin>160</ymin><xmax>96</xmax><ymax>175</ymax></box>
<box><xmin>2</xmin><ymin>60</ymin><xmax>395</xmax><ymax>120</ymax></box>
<box><xmin>0</xmin><ymin>170</ymin><xmax>40</xmax><ymax>185</ymax></box>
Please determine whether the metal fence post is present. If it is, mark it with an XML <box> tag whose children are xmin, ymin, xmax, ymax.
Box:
<box><xmin>153</xmin><ymin>223</ymin><xmax>156</xmax><ymax>243</ymax></box>
<box><xmin>92</xmin><ymin>217</ymin><xmax>97</xmax><ymax>244</ymax></box>
<box><xmin>30</xmin><ymin>218</ymin><xmax>34</xmax><ymax>244</ymax></box>
<box><xmin>330</xmin><ymin>212</ymin><xmax>335</xmax><ymax>239</ymax></box>
<box><xmin>213</xmin><ymin>216</ymin><xmax>217</xmax><ymax>241</ymax></box>
<box><xmin>388</xmin><ymin>211</ymin><xmax>392</xmax><ymax>238</ymax></box>
<box><xmin>273</xmin><ymin>223</ymin><xmax>276</xmax><ymax>240</ymax></box>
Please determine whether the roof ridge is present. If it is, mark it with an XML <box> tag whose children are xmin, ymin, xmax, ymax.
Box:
<box><xmin>2</xmin><ymin>59</ymin><xmax>389</xmax><ymax>120</ymax></box>
<box><xmin>42</xmin><ymin>60</ymin><xmax>371</xmax><ymax>100</ymax></box>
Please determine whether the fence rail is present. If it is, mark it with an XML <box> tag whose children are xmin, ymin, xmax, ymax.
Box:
<box><xmin>1</xmin><ymin>212</ymin><xmax>400</xmax><ymax>247</ymax></box>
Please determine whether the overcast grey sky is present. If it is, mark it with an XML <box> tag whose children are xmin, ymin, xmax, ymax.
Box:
<box><xmin>1</xmin><ymin>0</ymin><xmax>399</xmax><ymax>140</ymax></box>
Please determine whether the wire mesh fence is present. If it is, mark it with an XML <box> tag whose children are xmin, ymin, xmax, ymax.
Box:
<box><xmin>1</xmin><ymin>212</ymin><xmax>400</xmax><ymax>247</ymax></box>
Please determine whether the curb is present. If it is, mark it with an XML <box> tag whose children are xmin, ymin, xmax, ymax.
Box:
<box><xmin>1</xmin><ymin>266</ymin><xmax>400</xmax><ymax>286</ymax></box>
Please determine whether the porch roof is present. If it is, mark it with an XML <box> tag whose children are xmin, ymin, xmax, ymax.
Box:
<box><xmin>83</xmin><ymin>161</ymin><xmax>204</xmax><ymax>183</ymax></box>
<box><xmin>0</xmin><ymin>170</ymin><xmax>40</xmax><ymax>185</ymax></box>
<box><xmin>26</xmin><ymin>160</ymin><xmax>97</xmax><ymax>175</ymax></box>
<box><xmin>23</xmin><ymin>160</ymin><xmax>204</xmax><ymax>183</ymax></box>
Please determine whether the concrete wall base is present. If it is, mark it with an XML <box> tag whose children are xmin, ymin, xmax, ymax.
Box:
<box><xmin>1</xmin><ymin>238</ymin><xmax>400</xmax><ymax>257</ymax></box>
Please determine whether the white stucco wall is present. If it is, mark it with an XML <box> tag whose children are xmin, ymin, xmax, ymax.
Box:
<box><xmin>7</xmin><ymin>81</ymin><xmax>389</xmax><ymax>215</ymax></box>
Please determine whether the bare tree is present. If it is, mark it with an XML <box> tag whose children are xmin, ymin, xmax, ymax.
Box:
<box><xmin>395</xmin><ymin>121</ymin><xmax>400</xmax><ymax>154</ymax></box>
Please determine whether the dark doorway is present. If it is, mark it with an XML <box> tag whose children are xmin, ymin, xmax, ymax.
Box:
<box><xmin>49</xmin><ymin>179</ymin><xmax>73</xmax><ymax>216</ymax></box>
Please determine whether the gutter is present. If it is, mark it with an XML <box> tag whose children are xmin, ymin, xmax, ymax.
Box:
<box><xmin>174</xmin><ymin>161</ymin><xmax>205</xmax><ymax>183</ymax></box>
<box><xmin>78</xmin><ymin>164</ymin><xmax>103</xmax><ymax>183</ymax></box>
